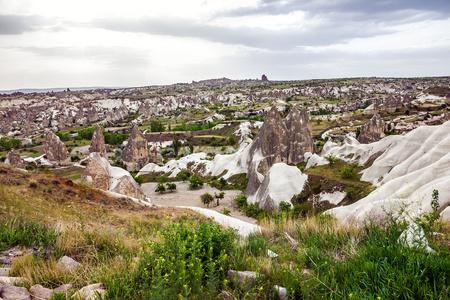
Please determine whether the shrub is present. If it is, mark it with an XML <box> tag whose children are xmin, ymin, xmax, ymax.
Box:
<box><xmin>201</xmin><ymin>193</ymin><xmax>214</xmax><ymax>207</ymax></box>
<box><xmin>220</xmin><ymin>207</ymin><xmax>231</xmax><ymax>216</ymax></box>
<box><xmin>189</xmin><ymin>175</ymin><xmax>204</xmax><ymax>190</ymax></box>
<box><xmin>155</xmin><ymin>183</ymin><xmax>166</xmax><ymax>194</ymax></box>
<box><xmin>325</xmin><ymin>153</ymin><xmax>337</xmax><ymax>166</ymax></box>
<box><xmin>70</xmin><ymin>155</ymin><xmax>80</xmax><ymax>162</ymax></box>
<box><xmin>227</xmin><ymin>136</ymin><xmax>236</xmax><ymax>145</ymax></box>
<box><xmin>340</xmin><ymin>166</ymin><xmax>355</xmax><ymax>179</ymax></box>
<box><xmin>279</xmin><ymin>201</ymin><xmax>292</xmax><ymax>213</ymax></box>
<box><xmin>166</xmin><ymin>182</ymin><xmax>177</xmax><ymax>192</ymax></box>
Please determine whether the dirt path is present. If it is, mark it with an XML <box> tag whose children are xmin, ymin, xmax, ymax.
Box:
<box><xmin>141</xmin><ymin>182</ymin><xmax>257</xmax><ymax>224</ymax></box>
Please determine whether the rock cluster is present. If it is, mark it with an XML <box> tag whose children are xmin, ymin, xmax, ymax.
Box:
<box><xmin>82</xmin><ymin>152</ymin><xmax>146</xmax><ymax>200</ymax></box>
<box><xmin>244</xmin><ymin>106</ymin><xmax>314</xmax><ymax>209</ymax></box>
<box><xmin>43</xmin><ymin>132</ymin><xmax>71</xmax><ymax>165</ymax></box>
<box><xmin>89</xmin><ymin>125</ymin><xmax>106</xmax><ymax>157</ymax></box>
<box><xmin>4</xmin><ymin>150</ymin><xmax>26</xmax><ymax>169</ymax></box>
<box><xmin>121</xmin><ymin>125</ymin><xmax>149</xmax><ymax>171</ymax></box>
<box><xmin>357</xmin><ymin>113</ymin><xmax>386</xmax><ymax>144</ymax></box>
<box><xmin>149</xmin><ymin>144</ymin><xmax>163</xmax><ymax>165</ymax></box>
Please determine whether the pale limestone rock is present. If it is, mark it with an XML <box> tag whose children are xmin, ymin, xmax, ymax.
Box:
<box><xmin>81</xmin><ymin>152</ymin><xmax>145</xmax><ymax>200</ymax></box>
<box><xmin>121</xmin><ymin>125</ymin><xmax>149</xmax><ymax>172</ymax></box>
<box><xmin>357</xmin><ymin>113</ymin><xmax>385</xmax><ymax>144</ymax></box>
<box><xmin>4</xmin><ymin>150</ymin><xmax>26</xmax><ymax>169</ymax></box>
<box><xmin>43</xmin><ymin>132</ymin><xmax>70</xmax><ymax>165</ymax></box>
<box><xmin>29</xmin><ymin>284</ymin><xmax>52</xmax><ymax>300</ymax></box>
<box><xmin>89</xmin><ymin>125</ymin><xmax>106</xmax><ymax>157</ymax></box>
<box><xmin>57</xmin><ymin>256</ymin><xmax>79</xmax><ymax>273</ymax></box>
<box><xmin>0</xmin><ymin>282</ymin><xmax>31</xmax><ymax>300</ymax></box>
<box><xmin>74</xmin><ymin>283</ymin><xmax>105</xmax><ymax>300</ymax></box>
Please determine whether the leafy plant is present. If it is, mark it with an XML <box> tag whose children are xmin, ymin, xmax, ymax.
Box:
<box><xmin>340</xmin><ymin>166</ymin><xmax>355</xmax><ymax>179</ymax></box>
<box><xmin>155</xmin><ymin>183</ymin><xmax>166</xmax><ymax>194</ymax></box>
<box><xmin>166</xmin><ymin>182</ymin><xmax>177</xmax><ymax>192</ymax></box>
<box><xmin>324</xmin><ymin>153</ymin><xmax>337</xmax><ymax>166</ymax></box>
<box><xmin>201</xmin><ymin>193</ymin><xmax>214</xmax><ymax>207</ymax></box>
<box><xmin>189</xmin><ymin>175</ymin><xmax>204</xmax><ymax>190</ymax></box>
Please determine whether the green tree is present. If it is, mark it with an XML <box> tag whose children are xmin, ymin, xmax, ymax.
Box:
<box><xmin>155</xmin><ymin>183</ymin><xmax>166</xmax><ymax>194</ymax></box>
<box><xmin>325</xmin><ymin>153</ymin><xmax>337</xmax><ymax>166</ymax></box>
<box><xmin>150</xmin><ymin>121</ymin><xmax>164</xmax><ymax>132</ymax></box>
<box><xmin>201</xmin><ymin>193</ymin><xmax>214</xmax><ymax>207</ymax></box>
<box><xmin>227</xmin><ymin>136</ymin><xmax>236</xmax><ymax>145</ymax></box>
<box><xmin>173</xmin><ymin>134</ymin><xmax>181</xmax><ymax>157</ymax></box>
<box><xmin>188</xmin><ymin>142</ymin><xmax>194</xmax><ymax>154</ymax></box>
<box><xmin>166</xmin><ymin>182</ymin><xmax>177</xmax><ymax>192</ymax></box>
<box><xmin>189</xmin><ymin>175</ymin><xmax>204</xmax><ymax>190</ymax></box>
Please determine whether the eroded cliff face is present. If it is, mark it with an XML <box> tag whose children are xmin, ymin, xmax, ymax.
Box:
<box><xmin>244</xmin><ymin>106</ymin><xmax>314</xmax><ymax>210</ymax></box>
<box><xmin>44</xmin><ymin>132</ymin><xmax>70</xmax><ymax>165</ymax></box>
<box><xmin>120</xmin><ymin>125</ymin><xmax>149</xmax><ymax>172</ymax></box>
<box><xmin>357</xmin><ymin>113</ymin><xmax>386</xmax><ymax>144</ymax></box>
<box><xmin>5</xmin><ymin>150</ymin><xmax>26</xmax><ymax>169</ymax></box>
<box><xmin>81</xmin><ymin>152</ymin><xmax>146</xmax><ymax>200</ymax></box>
<box><xmin>89</xmin><ymin>125</ymin><xmax>106</xmax><ymax>157</ymax></box>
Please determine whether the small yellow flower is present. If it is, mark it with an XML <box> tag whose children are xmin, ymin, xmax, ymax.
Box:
<box><xmin>349</xmin><ymin>293</ymin><xmax>353</xmax><ymax>297</ymax></box>
<box><xmin>377</xmin><ymin>297</ymin><xmax>381</xmax><ymax>300</ymax></box>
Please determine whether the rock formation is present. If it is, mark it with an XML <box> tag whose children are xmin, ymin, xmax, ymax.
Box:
<box><xmin>5</xmin><ymin>150</ymin><xmax>26</xmax><ymax>169</ymax></box>
<box><xmin>121</xmin><ymin>125</ymin><xmax>149</xmax><ymax>171</ymax></box>
<box><xmin>149</xmin><ymin>144</ymin><xmax>163</xmax><ymax>165</ymax></box>
<box><xmin>89</xmin><ymin>125</ymin><xmax>106</xmax><ymax>157</ymax></box>
<box><xmin>81</xmin><ymin>152</ymin><xmax>146</xmax><ymax>200</ymax></box>
<box><xmin>244</xmin><ymin>106</ymin><xmax>315</xmax><ymax>209</ymax></box>
<box><xmin>285</xmin><ymin>107</ymin><xmax>315</xmax><ymax>164</ymax></box>
<box><xmin>357</xmin><ymin>113</ymin><xmax>385</xmax><ymax>144</ymax></box>
<box><xmin>44</xmin><ymin>132</ymin><xmax>71</xmax><ymax>165</ymax></box>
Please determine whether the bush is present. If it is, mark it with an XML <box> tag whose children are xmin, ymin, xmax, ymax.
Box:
<box><xmin>279</xmin><ymin>201</ymin><xmax>292</xmax><ymax>213</ymax></box>
<box><xmin>166</xmin><ymin>182</ymin><xmax>177</xmax><ymax>192</ymax></box>
<box><xmin>134</xmin><ymin>175</ymin><xmax>144</xmax><ymax>185</ymax></box>
<box><xmin>340</xmin><ymin>166</ymin><xmax>355</xmax><ymax>179</ymax></box>
<box><xmin>70</xmin><ymin>155</ymin><xmax>80</xmax><ymax>162</ymax></box>
<box><xmin>189</xmin><ymin>175</ymin><xmax>204</xmax><ymax>190</ymax></box>
<box><xmin>201</xmin><ymin>193</ymin><xmax>214</xmax><ymax>207</ymax></box>
<box><xmin>107</xmin><ymin>221</ymin><xmax>235</xmax><ymax>299</ymax></box>
<box><xmin>150</xmin><ymin>120</ymin><xmax>164</xmax><ymax>132</ymax></box>
<box><xmin>155</xmin><ymin>183</ymin><xmax>166</xmax><ymax>194</ymax></box>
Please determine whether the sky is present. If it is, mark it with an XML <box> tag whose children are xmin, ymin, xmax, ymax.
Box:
<box><xmin>0</xmin><ymin>0</ymin><xmax>449</xmax><ymax>90</ymax></box>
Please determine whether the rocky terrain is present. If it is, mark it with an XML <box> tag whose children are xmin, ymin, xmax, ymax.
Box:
<box><xmin>1</xmin><ymin>76</ymin><xmax>450</xmax><ymax>218</ymax></box>
<box><xmin>1</xmin><ymin>76</ymin><xmax>450</xmax><ymax>299</ymax></box>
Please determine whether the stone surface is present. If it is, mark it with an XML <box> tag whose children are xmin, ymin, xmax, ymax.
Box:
<box><xmin>149</xmin><ymin>144</ymin><xmax>163</xmax><ymax>165</ymax></box>
<box><xmin>0</xmin><ymin>269</ymin><xmax>9</xmax><ymax>277</ymax></box>
<box><xmin>274</xmin><ymin>285</ymin><xmax>288</xmax><ymax>300</ymax></box>
<box><xmin>4</xmin><ymin>150</ymin><xmax>26</xmax><ymax>169</ymax></box>
<box><xmin>89</xmin><ymin>125</ymin><xmax>106</xmax><ymax>157</ymax></box>
<box><xmin>29</xmin><ymin>284</ymin><xmax>52</xmax><ymax>300</ymax></box>
<box><xmin>82</xmin><ymin>152</ymin><xmax>145</xmax><ymax>200</ymax></box>
<box><xmin>121</xmin><ymin>125</ymin><xmax>149</xmax><ymax>171</ymax></box>
<box><xmin>227</xmin><ymin>270</ymin><xmax>260</xmax><ymax>286</ymax></box>
<box><xmin>43</xmin><ymin>132</ymin><xmax>70</xmax><ymax>165</ymax></box>
<box><xmin>81</xmin><ymin>152</ymin><xmax>110</xmax><ymax>190</ymax></box>
<box><xmin>285</xmin><ymin>107</ymin><xmax>315</xmax><ymax>164</ymax></box>
<box><xmin>56</xmin><ymin>256</ymin><xmax>79</xmax><ymax>273</ymax></box>
<box><xmin>52</xmin><ymin>284</ymin><xmax>73</xmax><ymax>296</ymax></box>
<box><xmin>74</xmin><ymin>283</ymin><xmax>105</xmax><ymax>300</ymax></box>
<box><xmin>398</xmin><ymin>223</ymin><xmax>435</xmax><ymax>253</ymax></box>
<box><xmin>244</xmin><ymin>106</ymin><xmax>313</xmax><ymax>209</ymax></box>
<box><xmin>0</xmin><ymin>282</ymin><xmax>31</xmax><ymax>300</ymax></box>
<box><xmin>357</xmin><ymin>113</ymin><xmax>385</xmax><ymax>144</ymax></box>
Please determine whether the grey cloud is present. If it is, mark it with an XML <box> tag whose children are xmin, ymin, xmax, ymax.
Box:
<box><xmin>9</xmin><ymin>46</ymin><xmax>150</xmax><ymax>69</ymax></box>
<box><xmin>93</xmin><ymin>16</ymin><xmax>392</xmax><ymax>51</ymax></box>
<box><xmin>0</xmin><ymin>15</ymin><xmax>45</xmax><ymax>35</ymax></box>
<box><xmin>221</xmin><ymin>0</ymin><xmax>450</xmax><ymax>20</ymax></box>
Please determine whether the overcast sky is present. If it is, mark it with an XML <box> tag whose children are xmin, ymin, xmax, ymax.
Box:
<box><xmin>0</xmin><ymin>0</ymin><xmax>449</xmax><ymax>90</ymax></box>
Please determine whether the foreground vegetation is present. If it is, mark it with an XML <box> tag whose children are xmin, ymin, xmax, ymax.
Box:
<box><xmin>1</xmin><ymin>164</ymin><xmax>450</xmax><ymax>299</ymax></box>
